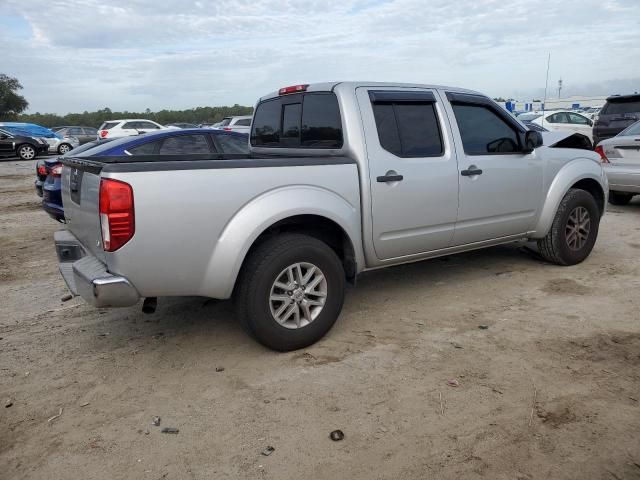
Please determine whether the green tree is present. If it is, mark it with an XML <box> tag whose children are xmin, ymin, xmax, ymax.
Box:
<box><xmin>0</xmin><ymin>74</ymin><xmax>29</xmax><ymax>119</ymax></box>
<box><xmin>17</xmin><ymin>104</ymin><xmax>254</xmax><ymax>128</ymax></box>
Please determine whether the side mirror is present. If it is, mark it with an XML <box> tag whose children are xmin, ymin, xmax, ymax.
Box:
<box><xmin>0</xmin><ymin>133</ymin><xmax>7</xmax><ymax>140</ymax></box>
<box><xmin>588</xmin><ymin>119</ymin><xmax>593</xmax><ymax>127</ymax></box>
<box><xmin>523</xmin><ymin>130</ymin><xmax>543</xmax><ymax>153</ymax></box>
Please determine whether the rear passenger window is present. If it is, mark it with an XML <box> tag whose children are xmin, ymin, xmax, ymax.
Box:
<box><xmin>251</xmin><ymin>93</ymin><xmax>343</xmax><ymax>148</ymax></box>
<box><xmin>215</xmin><ymin>134</ymin><xmax>249</xmax><ymax>154</ymax></box>
<box><xmin>159</xmin><ymin>135</ymin><xmax>211</xmax><ymax>154</ymax></box>
<box><xmin>128</xmin><ymin>141</ymin><xmax>158</xmax><ymax>155</ymax></box>
<box><xmin>452</xmin><ymin>104</ymin><xmax>520</xmax><ymax>154</ymax></box>
<box><xmin>372</xmin><ymin>102</ymin><xmax>443</xmax><ymax>157</ymax></box>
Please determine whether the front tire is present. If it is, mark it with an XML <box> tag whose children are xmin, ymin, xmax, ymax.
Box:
<box><xmin>234</xmin><ymin>233</ymin><xmax>346</xmax><ymax>351</ymax></box>
<box><xmin>608</xmin><ymin>191</ymin><xmax>633</xmax><ymax>206</ymax></box>
<box><xmin>57</xmin><ymin>143</ymin><xmax>72</xmax><ymax>154</ymax></box>
<box><xmin>17</xmin><ymin>144</ymin><xmax>36</xmax><ymax>160</ymax></box>
<box><xmin>537</xmin><ymin>188</ymin><xmax>600</xmax><ymax>266</ymax></box>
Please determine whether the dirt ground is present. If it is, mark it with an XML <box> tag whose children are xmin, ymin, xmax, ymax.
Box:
<box><xmin>1</xmin><ymin>158</ymin><xmax>639</xmax><ymax>480</ymax></box>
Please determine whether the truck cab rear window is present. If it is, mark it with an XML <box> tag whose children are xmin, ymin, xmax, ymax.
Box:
<box><xmin>251</xmin><ymin>93</ymin><xmax>343</xmax><ymax>148</ymax></box>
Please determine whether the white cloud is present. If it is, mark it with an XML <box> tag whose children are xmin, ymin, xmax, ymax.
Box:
<box><xmin>1</xmin><ymin>0</ymin><xmax>638</xmax><ymax>113</ymax></box>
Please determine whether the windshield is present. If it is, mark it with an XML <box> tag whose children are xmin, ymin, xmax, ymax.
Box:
<box><xmin>618</xmin><ymin>120</ymin><xmax>640</xmax><ymax>136</ymax></box>
<box><xmin>219</xmin><ymin>118</ymin><xmax>232</xmax><ymax>127</ymax></box>
<box><xmin>62</xmin><ymin>139</ymin><xmax>115</xmax><ymax>157</ymax></box>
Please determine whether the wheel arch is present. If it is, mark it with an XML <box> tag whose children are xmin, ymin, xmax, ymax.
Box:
<box><xmin>530</xmin><ymin>159</ymin><xmax>607</xmax><ymax>239</ymax></box>
<box><xmin>200</xmin><ymin>186</ymin><xmax>364</xmax><ymax>299</ymax></box>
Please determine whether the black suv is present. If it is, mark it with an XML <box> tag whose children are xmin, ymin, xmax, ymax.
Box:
<box><xmin>0</xmin><ymin>128</ymin><xmax>48</xmax><ymax>160</ymax></box>
<box><xmin>593</xmin><ymin>93</ymin><xmax>640</xmax><ymax>145</ymax></box>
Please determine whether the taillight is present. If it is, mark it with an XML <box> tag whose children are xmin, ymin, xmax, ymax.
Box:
<box><xmin>99</xmin><ymin>179</ymin><xmax>134</xmax><ymax>252</ymax></box>
<box><xmin>100</xmin><ymin>130</ymin><xmax>108</xmax><ymax>138</ymax></box>
<box><xmin>51</xmin><ymin>164</ymin><xmax>63</xmax><ymax>177</ymax></box>
<box><xmin>223</xmin><ymin>127</ymin><xmax>232</xmax><ymax>131</ymax></box>
<box><xmin>278</xmin><ymin>84</ymin><xmax>308</xmax><ymax>95</ymax></box>
<box><xmin>595</xmin><ymin>145</ymin><xmax>609</xmax><ymax>163</ymax></box>
<box><xmin>37</xmin><ymin>164</ymin><xmax>47</xmax><ymax>176</ymax></box>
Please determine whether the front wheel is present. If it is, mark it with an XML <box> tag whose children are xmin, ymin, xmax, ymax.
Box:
<box><xmin>17</xmin><ymin>144</ymin><xmax>36</xmax><ymax>160</ymax></box>
<box><xmin>234</xmin><ymin>233</ymin><xmax>345</xmax><ymax>351</ymax></box>
<box><xmin>537</xmin><ymin>188</ymin><xmax>600</xmax><ymax>266</ymax></box>
<box><xmin>609</xmin><ymin>191</ymin><xmax>633</xmax><ymax>206</ymax></box>
<box><xmin>57</xmin><ymin>143</ymin><xmax>72</xmax><ymax>154</ymax></box>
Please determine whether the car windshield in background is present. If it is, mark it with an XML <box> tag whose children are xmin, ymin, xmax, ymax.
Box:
<box><xmin>219</xmin><ymin>118</ymin><xmax>232</xmax><ymax>127</ymax></box>
<box><xmin>71</xmin><ymin>133</ymin><xmax>150</xmax><ymax>156</ymax></box>
<box><xmin>618</xmin><ymin>120</ymin><xmax>640</xmax><ymax>136</ymax></box>
<box><xmin>517</xmin><ymin>113</ymin><xmax>542</xmax><ymax>121</ymax></box>
<box><xmin>62</xmin><ymin>139</ymin><xmax>114</xmax><ymax>156</ymax></box>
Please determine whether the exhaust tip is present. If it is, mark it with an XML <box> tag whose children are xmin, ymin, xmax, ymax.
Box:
<box><xmin>142</xmin><ymin>297</ymin><xmax>157</xmax><ymax>314</ymax></box>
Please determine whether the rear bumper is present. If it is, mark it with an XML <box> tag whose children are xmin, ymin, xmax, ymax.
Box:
<box><xmin>54</xmin><ymin>230</ymin><xmax>140</xmax><ymax>308</ymax></box>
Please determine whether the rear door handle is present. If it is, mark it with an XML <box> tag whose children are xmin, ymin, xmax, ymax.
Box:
<box><xmin>377</xmin><ymin>174</ymin><xmax>404</xmax><ymax>183</ymax></box>
<box><xmin>461</xmin><ymin>168</ymin><xmax>483</xmax><ymax>177</ymax></box>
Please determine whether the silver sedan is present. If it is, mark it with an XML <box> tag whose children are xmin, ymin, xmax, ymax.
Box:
<box><xmin>596</xmin><ymin>120</ymin><xmax>640</xmax><ymax>205</ymax></box>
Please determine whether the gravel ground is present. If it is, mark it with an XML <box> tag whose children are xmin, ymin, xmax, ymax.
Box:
<box><xmin>1</xmin><ymin>158</ymin><xmax>639</xmax><ymax>480</ymax></box>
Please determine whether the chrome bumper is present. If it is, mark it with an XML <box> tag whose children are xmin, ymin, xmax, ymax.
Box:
<box><xmin>54</xmin><ymin>230</ymin><xmax>140</xmax><ymax>308</ymax></box>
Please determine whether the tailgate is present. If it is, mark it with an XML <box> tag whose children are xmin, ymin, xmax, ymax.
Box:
<box><xmin>60</xmin><ymin>161</ymin><xmax>107</xmax><ymax>262</ymax></box>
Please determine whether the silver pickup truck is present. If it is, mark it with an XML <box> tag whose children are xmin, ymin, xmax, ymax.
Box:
<box><xmin>55</xmin><ymin>82</ymin><xmax>607</xmax><ymax>351</ymax></box>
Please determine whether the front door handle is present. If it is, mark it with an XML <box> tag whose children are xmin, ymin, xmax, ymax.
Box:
<box><xmin>461</xmin><ymin>167</ymin><xmax>483</xmax><ymax>177</ymax></box>
<box><xmin>377</xmin><ymin>174</ymin><xmax>404</xmax><ymax>183</ymax></box>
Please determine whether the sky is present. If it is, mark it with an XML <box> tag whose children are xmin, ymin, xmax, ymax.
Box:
<box><xmin>1</xmin><ymin>0</ymin><xmax>639</xmax><ymax>114</ymax></box>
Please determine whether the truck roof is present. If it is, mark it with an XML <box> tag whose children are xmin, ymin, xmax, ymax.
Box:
<box><xmin>258</xmin><ymin>81</ymin><xmax>483</xmax><ymax>102</ymax></box>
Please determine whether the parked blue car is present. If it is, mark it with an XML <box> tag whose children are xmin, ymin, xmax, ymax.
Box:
<box><xmin>39</xmin><ymin>129</ymin><xmax>249</xmax><ymax>222</ymax></box>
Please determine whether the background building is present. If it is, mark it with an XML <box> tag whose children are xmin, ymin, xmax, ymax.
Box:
<box><xmin>499</xmin><ymin>95</ymin><xmax>609</xmax><ymax>113</ymax></box>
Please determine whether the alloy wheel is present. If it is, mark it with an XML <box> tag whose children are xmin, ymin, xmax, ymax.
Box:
<box><xmin>269</xmin><ymin>262</ymin><xmax>327</xmax><ymax>329</ymax></box>
<box><xmin>565</xmin><ymin>206</ymin><xmax>591</xmax><ymax>251</ymax></box>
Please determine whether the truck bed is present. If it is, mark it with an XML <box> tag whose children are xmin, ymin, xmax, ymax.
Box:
<box><xmin>58</xmin><ymin>153</ymin><xmax>361</xmax><ymax>301</ymax></box>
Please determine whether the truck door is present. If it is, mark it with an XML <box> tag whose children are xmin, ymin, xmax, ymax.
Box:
<box><xmin>443</xmin><ymin>92</ymin><xmax>543</xmax><ymax>246</ymax></box>
<box><xmin>356</xmin><ymin>87</ymin><xmax>460</xmax><ymax>260</ymax></box>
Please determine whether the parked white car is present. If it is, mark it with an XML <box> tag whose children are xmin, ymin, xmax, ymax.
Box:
<box><xmin>531</xmin><ymin>110</ymin><xmax>594</xmax><ymax>141</ymax></box>
<box><xmin>217</xmin><ymin>115</ymin><xmax>252</xmax><ymax>134</ymax></box>
<box><xmin>97</xmin><ymin>119</ymin><xmax>167</xmax><ymax>140</ymax></box>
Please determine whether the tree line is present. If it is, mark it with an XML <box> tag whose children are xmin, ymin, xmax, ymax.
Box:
<box><xmin>1</xmin><ymin>72</ymin><xmax>253</xmax><ymax>128</ymax></box>
<box><xmin>15</xmin><ymin>105</ymin><xmax>254</xmax><ymax>128</ymax></box>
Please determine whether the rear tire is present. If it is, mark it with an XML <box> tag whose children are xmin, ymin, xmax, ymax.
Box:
<box><xmin>17</xmin><ymin>144</ymin><xmax>36</xmax><ymax>160</ymax></box>
<box><xmin>608</xmin><ymin>191</ymin><xmax>633</xmax><ymax>206</ymax></box>
<box><xmin>57</xmin><ymin>143</ymin><xmax>72</xmax><ymax>154</ymax></box>
<box><xmin>234</xmin><ymin>233</ymin><xmax>345</xmax><ymax>351</ymax></box>
<box><xmin>537</xmin><ymin>188</ymin><xmax>600</xmax><ymax>266</ymax></box>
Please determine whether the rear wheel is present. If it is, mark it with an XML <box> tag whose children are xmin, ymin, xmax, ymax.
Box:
<box><xmin>234</xmin><ymin>233</ymin><xmax>345</xmax><ymax>351</ymax></box>
<box><xmin>537</xmin><ymin>188</ymin><xmax>600</xmax><ymax>266</ymax></box>
<box><xmin>608</xmin><ymin>191</ymin><xmax>633</xmax><ymax>206</ymax></box>
<box><xmin>17</xmin><ymin>144</ymin><xmax>36</xmax><ymax>160</ymax></box>
<box><xmin>57</xmin><ymin>143</ymin><xmax>72</xmax><ymax>154</ymax></box>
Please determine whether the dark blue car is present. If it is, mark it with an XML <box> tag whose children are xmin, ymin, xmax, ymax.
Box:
<box><xmin>40</xmin><ymin>128</ymin><xmax>249</xmax><ymax>222</ymax></box>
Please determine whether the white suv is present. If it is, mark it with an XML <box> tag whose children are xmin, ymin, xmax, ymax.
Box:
<box><xmin>97</xmin><ymin>119</ymin><xmax>167</xmax><ymax>140</ymax></box>
<box><xmin>217</xmin><ymin>115</ymin><xmax>252</xmax><ymax>134</ymax></box>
